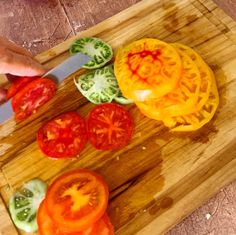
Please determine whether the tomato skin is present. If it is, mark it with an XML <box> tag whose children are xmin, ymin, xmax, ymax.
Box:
<box><xmin>37</xmin><ymin>200</ymin><xmax>59</xmax><ymax>235</ymax></box>
<box><xmin>45</xmin><ymin>169</ymin><xmax>109</xmax><ymax>232</ymax></box>
<box><xmin>89</xmin><ymin>213</ymin><xmax>114</xmax><ymax>235</ymax></box>
<box><xmin>7</xmin><ymin>76</ymin><xmax>36</xmax><ymax>99</ymax></box>
<box><xmin>11</xmin><ymin>78</ymin><xmax>56</xmax><ymax>121</ymax></box>
<box><xmin>37</xmin><ymin>200</ymin><xmax>85</xmax><ymax>235</ymax></box>
<box><xmin>37</xmin><ymin>200</ymin><xmax>113</xmax><ymax>235</ymax></box>
<box><xmin>87</xmin><ymin>103</ymin><xmax>134</xmax><ymax>150</ymax></box>
<box><xmin>37</xmin><ymin>112</ymin><xmax>87</xmax><ymax>158</ymax></box>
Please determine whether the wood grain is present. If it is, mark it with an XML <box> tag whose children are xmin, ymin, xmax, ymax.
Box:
<box><xmin>139</xmin><ymin>147</ymin><xmax>236</xmax><ymax>235</ymax></box>
<box><xmin>0</xmin><ymin>195</ymin><xmax>18</xmax><ymax>235</ymax></box>
<box><xmin>0</xmin><ymin>0</ymin><xmax>236</xmax><ymax>235</ymax></box>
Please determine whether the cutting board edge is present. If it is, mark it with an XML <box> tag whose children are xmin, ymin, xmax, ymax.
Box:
<box><xmin>137</xmin><ymin>156</ymin><xmax>236</xmax><ymax>235</ymax></box>
<box><xmin>34</xmin><ymin>0</ymin><xmax>155</xmax><ymax>64</ymax></box>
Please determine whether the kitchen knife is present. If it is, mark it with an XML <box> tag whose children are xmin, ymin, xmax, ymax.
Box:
<box><xmin>0</xmin><ymin>53</ymin><xmax>91</xmax><ymax>123</ymax></box>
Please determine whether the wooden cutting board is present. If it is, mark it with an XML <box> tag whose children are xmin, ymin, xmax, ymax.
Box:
<box><xmin>1</xmin><ymin>0</ymin><xmax>236</xmax><ymax>234</ymax></box>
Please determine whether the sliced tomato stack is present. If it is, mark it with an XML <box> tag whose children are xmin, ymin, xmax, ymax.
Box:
<box><xmin>114</xmin><ymin>38</ymin><xmax>182</xmax><ymax>101</ymax></box>
<box><xmin>7</xmin><ymin>76</ymin><xmax>36</xmax><ymax>99</ymax></box>
<box><xmin>114</xmin><ymin>38</ymin><xmax>219</xmax><ymax>131</ymax></box>
<box><xmin>7</xmin><ymin>76</ymin><xmax>57</xmax><ymax>121</ymax></box>
<box><xmin>37</xmin><ymin>169</ymin><xmax>114</xmax><ymax>235</ymax></box>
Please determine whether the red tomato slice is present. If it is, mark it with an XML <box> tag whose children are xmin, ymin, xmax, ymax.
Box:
<box><xmin>37</xmin><ymin>200</ymin><xmax>114</xmax><ymax>235</ymax></box>
<box><xmin>11</xmin><ymin>78</ymin><xmax>56</xmax><ymax>120</ymax></box>
<box><xmin>87</xmin><ymin>103</ymin><xmax>134</xmax><ymax>150</ymax></box>
<box><xmin>37</xmin><ymin>200</ymin><xmax>62</xmax><ymax>235</ymax></box>
<box><xmin>37</xmin><ymin>112</ymin><xmax>87</xmax><ymax>158</ymax></box>
<box><xmin>45</xmin><ymin>169</ymin><xmax>109</xmax><ymax>232</ymax></box>
<box><xmin>89</xmin><ymin>213</ymin><xmax>114</xmax><ymax>235</ymax></box>
<box><xmin>7</xmin><ymin>76</ymin><xmax>36</xmax><ymax>99</ymax></box>
<box><xmin>37</xmin><ymin>200</ymin><xmax>86</xmax><ymax>235</ymax></box>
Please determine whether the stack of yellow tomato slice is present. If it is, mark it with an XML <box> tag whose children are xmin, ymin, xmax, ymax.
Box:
<box><xmin>114</xmin><ymin>38</ymin><xmax>219</xmax><ymax>131</ymax></box>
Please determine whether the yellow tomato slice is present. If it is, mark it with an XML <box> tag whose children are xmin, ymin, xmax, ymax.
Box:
<box><xmin>136</xmin><ymin>46</ymin><xmax>201</xmax><ymax>119</ymax></box>
<box><xmin>163</xmin><ymin>66</ymin><xmax>219</xmax><ymax>131</ymax></box>
<box><xmin>114</xmin><ymin>38</ymin><xmax>182</xmax><ymax>101</ymax></box>
<box><xmin>172</xmin><ymin>43</ymin><xmax>212</xmax><ymax>110</ymax></box>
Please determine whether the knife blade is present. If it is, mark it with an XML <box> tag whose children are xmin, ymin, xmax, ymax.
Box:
<box><xmin>43</xmin><ymin>53</ymin><xmax>90</xmax><ymax>82</ymax></box>
<box><xmin>0</xmin><ymin>53</ymin><xmax>91</xmax><ymax>123</ymax></box>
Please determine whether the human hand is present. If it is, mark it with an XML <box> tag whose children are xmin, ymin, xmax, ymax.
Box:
<box><xmin>0</xmin><ymin>36</ymin><xmax>45</xmax><ymax>102</ymax></box>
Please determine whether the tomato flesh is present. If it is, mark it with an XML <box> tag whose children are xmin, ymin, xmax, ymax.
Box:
<box><xmin>11</xmin><ymin>78</ymin><xmax>56</xmax><ymax>120</ymax></box>
<box><xmin>37</xmin><ymin>200</ymin><xmax>86</xmax><ymax>235</ymax></box>
<box><xmin>89</xmin><ymin>213</ymin><xmax>114</xmax><ymax>235</ymax></box>
<box><xmin>87</xmin><ymin>103</ymin><xmax>134</xmax><ymax>150</ymax></box>
<box><xmin>37</xmin><ymin>200</ymin><xmax>60</xmax><ymax>235</ymax></box>
<box><xmin>37</xmin><ymin>200</ymin><xmax>113</xmax><ymax>235</ymax></box>
<box><xmin>37</xmin><ymin>112</ymin><xmax>87</xmax><ymax>158</ymax></box>
<box><xmin>7</xmin><ymin>76</ymin><xmax>36</xmax><ymax>99</ymax></box>
<box><xmin>45</xmin><ymin>169</ymin><xmax>109</xmax><ymax>232</ymax></box>
<box><xmin>114</xmin><ymin>38</ymin><xmax>182</xmax><ymax>101</ymax></box>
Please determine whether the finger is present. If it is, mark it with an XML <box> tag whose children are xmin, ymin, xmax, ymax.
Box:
<box><xmin>0</xmin><ymin>87</ymin><xmax>7</xmax><ymax>103</ymax></box>
<box><xmin>0</xmin><ymin>48</ymin><xmax>46</xmax><ymax>76</ymax></box>
<box><xmin>0</xmin><ymin>36</ymin><xmax>33</xmax><ymax>58</ymax></box>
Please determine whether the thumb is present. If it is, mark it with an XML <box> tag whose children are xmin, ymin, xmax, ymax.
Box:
<box><xmin>0</xmin><ymin>49</ymin><xmax>46</xmax><ymax>76</ymax></box>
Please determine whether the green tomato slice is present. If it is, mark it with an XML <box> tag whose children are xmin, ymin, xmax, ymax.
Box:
<box><xmin>9</xmin><ymin>178</ymin><xmax>47</xmax><ymax>233</ymax></box>
<box><xmin>70</xmin><ymin>37</ymin><xmax>113</xmax><ymax>69</ymax></box>
<box><xmin>114</xmin><ymin>91</ymin><xmax>134</xmax><ymax>105</ymax></box>
<box><xmin>74</xmin><ymin>65</ymin><xmax>119</xmax><ymax>104</ymax></box>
